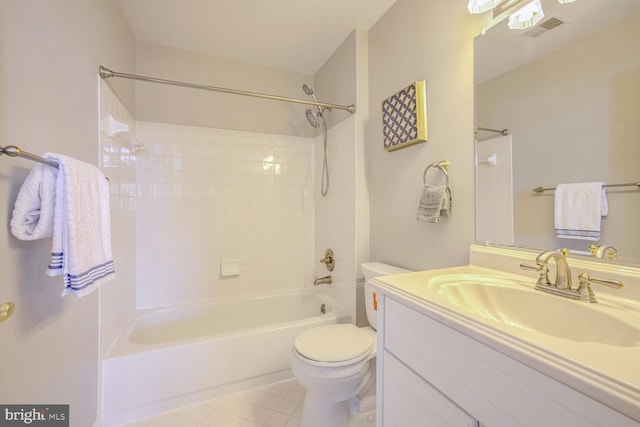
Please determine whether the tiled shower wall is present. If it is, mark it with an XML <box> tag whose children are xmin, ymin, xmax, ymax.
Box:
<box><xmin>99</xmin><ymin>81</ymin><xmax>138</xmax><ymax>356</ymax></box>
<box><xmin>135</xmin><ymin>122</ymin><xmax>315</xmax><ymax>308</ymax></box>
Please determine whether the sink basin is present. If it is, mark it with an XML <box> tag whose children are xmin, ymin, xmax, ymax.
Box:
<box><xmin>427</xmin><ymin>274</ymin><xmax>640</xmax><ymax>347</ymax></box>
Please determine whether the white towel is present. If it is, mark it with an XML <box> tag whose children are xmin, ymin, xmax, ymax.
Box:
<box><xmin>10</xmin><ymin>163</ymin><xmax>57</xmax><ymax>240</ymax></box>
<box><xmin>554</xmin><ymin>182</ymin><xmax>608</xmax><ymax>241</ymax></box>
<box><xmin>44</xmin><ymin>153</ymin><xmax>115</xmax><ymax>297</ymax></box>
<box><xmin>417</xmin><ymin>184</ymin><xmax>453</xmax><ymax>223</ymax></box>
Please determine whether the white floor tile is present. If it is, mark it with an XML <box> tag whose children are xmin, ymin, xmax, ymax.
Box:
<box><xmin>230</xmin><ymin>401</ymin><xmax>258</xmax><ymax>419</ymax></box>
<box><xmin>241</xmin><ymin>390</ymin><xmax>270</xmax><ymax>406</ymax></box>
<box><xmin>224</xmin><ymin>414</ymin><xmax>247</xmax><ymax>427</ymax></box>
<box><xmin>268</xmin><ymin>382</ymin><xmax>293</xmax><ymax>398</ymax></box>
<box><xmin>284</xmin><ymin>387</ymin><xmax>306</xmax><ymax>404</ymax></box>
<box><xmin>276</xmin><ymin>399</ymin><xmax>299</xmax><ymax>416</ymax></box>
<box><xmin>130</xmin><ymin>378</ymin><xmax>310</xmax><ymax>427</ymax></box>
<box><xmin>201</xmin><ymin>409</ymin><xmax>231</xmax><ymax>427</ymax></box>
<box><xmin>214</xmin><ymin>396</ymin><xmax>243</xmax><ymax>413</ymax></box>
<box><xmin>285</xmin><ymin>417</ymin><xmax>301</xmax><ymax>427</ymax></box>
<box><xmin>265</xmin><ymin>411</ymin><xmax>290</xmax><ymax>427</ymax></box>
<box><xmin>258</xmin><ymin>394</ymin><xmax>284</xmax><ymax>411</ymax></box>
<box><xmin>137</xmin><ymin>412</ymin><xmax>202</xmax><ymax>427</ymax></box>
<box><xmin>175</xmin><ymin>402</ymin><xmax>215</xmax><ymax>423</ymax></box>
<box><xmin>248</xmin><ymin>406</ymin><xmax>274</xmax><ymax>424</ymax></box>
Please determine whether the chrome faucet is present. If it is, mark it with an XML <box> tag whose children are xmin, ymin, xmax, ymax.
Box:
<box><xmin>520</xmin><ymin>250</ymin><xmax>623</xmax><ymax>303</ymax></box>
<box><xmin>314</xmin><ymin>275</ymin><xmax>332</xmax><ymax>286</ymax></box>
<box><xmin>535</xmin><ymin>250</ymin><xmax>572</xmax><ymax>290</ymax></box>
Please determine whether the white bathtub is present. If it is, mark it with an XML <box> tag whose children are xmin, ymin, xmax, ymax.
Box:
<box><xmin>102</xmin><ymin>291</ymin><xmax>348</xmax><ymax>426</ymax></box>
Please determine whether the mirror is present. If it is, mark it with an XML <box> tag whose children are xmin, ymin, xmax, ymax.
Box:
<box><xmin>474</xmin><ymin>0</ymin><xmax>640</xmax><ymax>262</ymax></box>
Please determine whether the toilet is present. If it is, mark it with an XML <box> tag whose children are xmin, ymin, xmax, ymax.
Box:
<box><xmin>291</xmin><ymin>262</ymin><xmax>411</xmax><ymax>427</ymax></box>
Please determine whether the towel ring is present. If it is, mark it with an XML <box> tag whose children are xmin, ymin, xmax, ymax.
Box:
<box><xmin>423</xmin><ymin>160</ymin><xmax>450</xmax><ymax>186</ymax></box>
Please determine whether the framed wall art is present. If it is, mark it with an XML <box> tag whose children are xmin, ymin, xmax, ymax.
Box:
<box><xmin>382</xmin><ymin>80</ymin><xmax>428</xmax><ymax>152</ymax></box>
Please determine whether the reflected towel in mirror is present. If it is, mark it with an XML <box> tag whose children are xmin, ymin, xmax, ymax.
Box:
<box><xmin>554</xmin><ymin>182</ymin><xmax>607</xmax><ymax>241</ymax></box>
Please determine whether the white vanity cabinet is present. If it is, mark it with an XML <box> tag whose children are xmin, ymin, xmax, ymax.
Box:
<box><xmin>382</xmin><ymin>351</ymin><xmax>480</xmax><ymax>426</ymax></box>
<box><xmin>376</xmin><ymin>292</ymin><xmax>639</xmax><ymax>427</ymax></box>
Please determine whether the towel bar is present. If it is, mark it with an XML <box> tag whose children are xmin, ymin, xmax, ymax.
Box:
<box><xmin>1</xmin><ymin>145</ymin><xmax>59</xmax><ymax>168</ymax></box>
<box><xmin>1</xmin><ymin>145</ymin><xmax>110</xmax><ymax>181</ymax></box>
<box><xmin>532</xmin><ymin>181</ymin><xmax>640</xmax><ymax>193</ymax></box>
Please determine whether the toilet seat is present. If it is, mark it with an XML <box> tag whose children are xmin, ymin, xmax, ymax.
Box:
<box><xmin>294</xmin><ymin>324</ymin><xmax>374</xmax><ymax>366</ymax></box>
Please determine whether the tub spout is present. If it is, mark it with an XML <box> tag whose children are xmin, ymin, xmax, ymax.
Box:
<box><xmin>314</xmin><ymin>275</ymin><xmax>332</xmax><ymax>286</ymax></box>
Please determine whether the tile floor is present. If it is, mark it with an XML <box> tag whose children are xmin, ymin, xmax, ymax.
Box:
<box><xmin>121</xmin><ymin>378</ymin><xmax>376</xmax><ymax>427</ymax></box>
<box><xmin>121</xmin><ymin>379</ymin><xmax>305</xmax><ymax>427</ymax></box>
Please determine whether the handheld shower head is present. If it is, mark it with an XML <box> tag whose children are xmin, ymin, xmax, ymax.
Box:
<box><xmin>303</xmin><ymin>83</ymin><xmax>330</xmax><ymax>197</ymax></box>
<box><xmin>302</xmin><ymin>83</ymin><xmax>323</xmax><ymax>116</ymax></box>
<box><xmin>302</xmin><ymin>83</ymin><xmax>314</xmax><ymax>96</ymax></box>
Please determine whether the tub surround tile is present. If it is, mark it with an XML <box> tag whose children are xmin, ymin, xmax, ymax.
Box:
<box><xmin>136</xmin><ymin>122</ymin><xmax>314</xmax><ymax>309</ymax></box>
<box><xmin>99</xmin><ymin>81</ymin><xmax>138</xmax><ymax>358</ymax></box>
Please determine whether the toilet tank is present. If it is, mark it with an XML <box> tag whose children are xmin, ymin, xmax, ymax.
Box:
<box><xmin>361</xmin><ymin>262</ymin><xmax>412</xmax><ymax>330</ymax></box>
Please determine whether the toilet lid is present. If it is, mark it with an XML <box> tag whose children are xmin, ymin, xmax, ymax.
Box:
<box><xmin>294</xmin><ymin>324</ymin><xmax>374</xmax><ymax>363</ymax></box>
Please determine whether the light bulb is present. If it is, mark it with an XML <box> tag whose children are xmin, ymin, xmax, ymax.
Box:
<box><xmin>468</xmin><ymin>0</ymin><xmax>504</xmax><ymax>14</ymax></box>
<box><xmin>508</xmin><ymin>0</ymin><xmax>545</xmax><ymax>29</ymax></box>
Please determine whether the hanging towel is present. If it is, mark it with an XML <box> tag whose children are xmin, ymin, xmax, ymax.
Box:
<box><xmin>554</xmin><ymin>182</ymin><xmax>608</xmax><ymax>241</ymax></box>
<box><xmin>10</xmin><ymin>163</ymin><xmax>57</xmax><ymax>240</ymax></box>
<box><xmin>45</xmin><ymin>153</ymin><xmax>115</xmax><ymax>297</ymax></box>
<box><xmin>417</xmin><ymin>184</ymin><xmax>453</xmax><ymax>223</ymax></box>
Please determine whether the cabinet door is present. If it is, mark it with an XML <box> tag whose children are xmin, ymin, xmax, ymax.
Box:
<box><xmin>382</xmin><ymin>351</ymin><xmax>479</xmax><ymax>427</ymax></box>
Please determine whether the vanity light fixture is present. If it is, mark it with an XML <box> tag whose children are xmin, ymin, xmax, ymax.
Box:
<box><xmin>558</xmin><ymin>0</ymin><xmax>576</xmax><ymax>3</ymax></box>
<box><xmin>468</xmin><ymin>0</ymin><xmax>504</xmax><ymax>14</ymax></box>
<box><xmin>508</xmin><ymin>0</ymin><xmax>545</xmax><ymax>29</ymax></box>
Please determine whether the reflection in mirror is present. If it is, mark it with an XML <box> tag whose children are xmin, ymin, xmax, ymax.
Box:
<box><xmin>474</xmin><ymin>0</ymin><xmax>640</xmax><ymax>262</ymax></box>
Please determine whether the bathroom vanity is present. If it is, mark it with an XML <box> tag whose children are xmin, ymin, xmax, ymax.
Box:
<box><xmin>372</xmin><ymin>245</ymin><xmax>640</xmax><ymax>426</ymax></box>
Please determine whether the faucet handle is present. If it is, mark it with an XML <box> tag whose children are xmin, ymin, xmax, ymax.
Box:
<box><xmin>519</xmin><ymin>263</ymin><xmax>541</xmax><ymax>272</ymax></box>
<box><xmin>319</xmin><ymin>249</ymin><xmax>335</xmax><ymax>271</ymax></box>
<box><xmin>576</xmin><ymin>273</ymin><xmax>623</xmax><ymax>303</ymax></box>
<box><xmin>520</xmin><ymin>263</ymin><xmax>551</xmax><ymax>287</ymax></box>
<box><xmin>578</xmin><ymin>273</ymin><xmax>623</xmax><ymax>289</ymax></box>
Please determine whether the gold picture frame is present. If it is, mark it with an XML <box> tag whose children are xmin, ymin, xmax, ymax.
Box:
<box><xmin>382</xmin><ymin>80</ymin><xmax>428</xmax><ymax>152</ymax></box>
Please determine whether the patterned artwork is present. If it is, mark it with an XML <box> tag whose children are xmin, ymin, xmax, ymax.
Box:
<box><xmin>382</xmin><ymin>80</ymin><xmax>428</xmax><ymax>152</ymax></box>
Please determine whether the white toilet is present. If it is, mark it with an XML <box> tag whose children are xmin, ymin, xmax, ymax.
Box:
<box><xmin>291</xmin><ymin>262</ymin><xmax>411</xmax><ymax>427</ymax></box>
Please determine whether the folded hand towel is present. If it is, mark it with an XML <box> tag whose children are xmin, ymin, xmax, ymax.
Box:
<box><xmin>10</xmin><ymin>163</ymin><xmax>57</xmax><ymax>240</ymax></box>
<box><xmin>417</xmin><ymin>184</ymin><xmax>453</xmax><ymax>223</ymax></box>
<box><xmin>554</xmin><ymin>182</ymin><xmax>607</xmax><ymax>241</ymax></box>
<box><xmin>45</xmin><ymin>153</ymin><xmax>115</xmax><ymax>297</ymax></box>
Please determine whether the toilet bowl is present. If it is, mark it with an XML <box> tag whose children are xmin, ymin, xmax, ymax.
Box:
<box><xmin>291</xmin><ymin>262</ymin><xmax>411</xmax><ymax>427</ymax></box>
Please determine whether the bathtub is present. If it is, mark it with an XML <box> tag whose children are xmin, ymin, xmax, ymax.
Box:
<box><xmin>102</xmin><ymin>291</ymin><xmax>348</xmax><ymax>426</ymax></box>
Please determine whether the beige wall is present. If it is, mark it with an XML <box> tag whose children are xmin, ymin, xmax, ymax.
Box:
<box><xmin>135</xmin><ymin>42</ymin><xmax>314</xmax><ymax>137</ymax></box>
<box><xmin>477</xmin><ymin>13</ymin><xmax>640</xmax><ymax>260</ymax></box>
<box><xmin>315</xmin><ymin>31</ymin><xmax>358</xmax><ymax>131</ymax></box>
<box><xmin>0</xmin><ymin>1</ymin><xmax>135</xmax><ymax>425</ymax></box>
<box><xmin>368</xmin><ymin>0</ymin><xmax>482</xmax><ymax>271</ymax></box>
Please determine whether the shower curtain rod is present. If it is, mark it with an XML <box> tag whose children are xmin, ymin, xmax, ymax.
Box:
<box><xmin>99</xmin><ymin>66</ymin><xmax>356</xmax><ymax>114</ymax></box>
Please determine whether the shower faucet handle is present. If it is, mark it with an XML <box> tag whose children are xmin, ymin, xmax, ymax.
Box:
<box><xmin>319</xmin><ymin>249</ymin><xmax>335</xmax><ymax>272</ymax></box>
